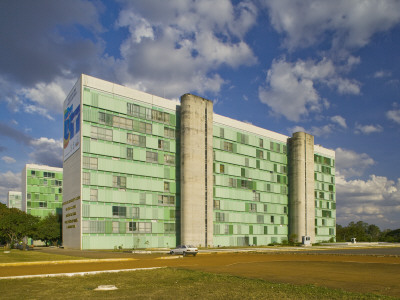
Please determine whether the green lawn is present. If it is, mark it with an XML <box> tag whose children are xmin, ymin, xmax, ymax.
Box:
<box><xmin>0</xmin><ymin>268</ymin><xmax>394</xmax><ymax>299</ymax></box>
<box><xmin>0</xmin><ymin>249</ymin><xmax>85</xmax><ymax>264</ymax></box>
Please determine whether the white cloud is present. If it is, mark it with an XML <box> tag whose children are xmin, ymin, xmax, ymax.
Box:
<box><xmin>29</xmin><ymin>137</ymin><xmax>63</xmax><ymax>168</ymax></box>
<box><xmin>374</xmin><ymin>70</ymin><xmax>392</xmax><ymax>78</ymax></box>
<box><xmin>336</xmin><ymin>172</ymin><xmax>400</xmax><ymax>229</ymax></box>
<box><xmin>265</xmin><ymin>0</ymin><xmax>400</xmax><ymax>54</ymax></box>
<box><xmin>0</xmin><ymin>171</ymin><xmax>21</xmax><ymax>204</ymax></box>
<box><xmin>354</xmin><ymin>123</ymin><xmax>383</xmax><ymax>134</ymax></box>
<box><xmin>115</xmin><ymin>0</ymin><xmax>258</xmax><ymax>98</ymax></box>
<box><xmin>386</xmin><ymin>108</ymin><xmax>400</xmax><ymax>124</ymax></box>
<box><xmin>1</xmin><ymin>156</ymin><xmax>16</xmax><ymax>164</ymax></box>
<box><xmin>330</xmin><ymin>115</ymin><xmax>347</xmax><ymax>128</ymax></box>
<box><xmin>335</xmin><ymin>148</ymin><xmax>375</xmax><ymax>178</ymax></box>
<box><xmin>259</xmin><ymin>58</ymin><xmax>359</xmax><ymax>121</ymax></box>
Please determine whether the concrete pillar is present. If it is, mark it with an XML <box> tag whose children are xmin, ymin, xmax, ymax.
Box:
<box><xmin>180</xmin><ymin>94</ymin><xmax>213</xmax><ymax>247</ymax></box>
<box><xmin>288</xmin><ymin>132</ymin><xmax>315</xmax><ymax>243</ymax></box>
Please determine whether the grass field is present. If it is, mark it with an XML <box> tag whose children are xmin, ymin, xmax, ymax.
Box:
<box><xmin>0</xmin><ymin>249</ymin><xmax>85</xmax><ymax>264</ymax></box>
<box><xmin>0</xmin><ymin>268</ymin><xmax>395</xmax><ymax>300</ymax></box>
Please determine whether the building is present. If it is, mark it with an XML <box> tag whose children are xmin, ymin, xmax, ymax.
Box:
<box><xmin>7</xmin><ymin>191</ymin><xmax>22</xmax><ymax>210</ymax></box>
<box><xmin>63</xmin><ymin>74</ymin><xmax>336</xmax><ymax>250</ymax></box>
<box><xmin>21</xmin><ymin>164</ymin><xmax>63</xmax><ymax>218</ymax></box>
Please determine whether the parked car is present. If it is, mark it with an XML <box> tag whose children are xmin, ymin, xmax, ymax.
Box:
<box><xmin>170</xmin><ymin>245</ymin><xmax>198</xmax><ymax>256</ymax></box>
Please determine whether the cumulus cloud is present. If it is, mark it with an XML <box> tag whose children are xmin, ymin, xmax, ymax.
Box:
<box><xmin>264</xmin><ymin>0</ymin><xmax>400</xmax><ymax>54</ymax></box>
<box><xmin>0</xmin><ymin>171</ymin><xmax>21</xmax><ymax>204</ymax></box>
<box><xmin>288</xmin><ymin>124</ymin><xmax>334</xmax><ymax>137</ymax></box>
<box><xmin>30</xmin><ymin>137</ymin><xmax>63</xmax><ymax>168</ymax></box>
<box><xmin>259</xmin><ymin>58</ymin><xmax>359</xmax><ymax>121</ymax></box>
<box><xmin>335</xmin><ymin>148</ymin><xmax>375</xmax><ymax>178</ymax></box>
<box><xmin>1</xmin><ymin>156</ymin><xmax>16</xmax><ymax>164</ymax></box>
<box><xmin>386</xmin><ymin>107</ymin><xmax>400</xmax><ymax>124</ymax></box>
<box><xmin>374</xmin><ymin>70</ymin><xmax>392</xmax><ymax>78</ymax></box>
<box><xmin>115</xmin><ymin>0</ymin><xmax>258</xmax><ymax>98</ymax></box>
<box><xmin>330</xmin><ymin>115</ymin><xmax>347</xmax><ymax>128</ymax></box>
<box><xmin>336</xmin><ymin>172</ymin><xmax>400</xmax><ymax>229</ymax></box>
<box><xmin>354</xmin><ymin>123</ymin><xmax>383</xmax><ymax>134</ymax></box>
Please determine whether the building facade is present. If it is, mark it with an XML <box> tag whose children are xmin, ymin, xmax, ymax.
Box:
<box><xmin>63</xmin><ymin>74</ymin><xmax>336</xmax><ymax>249</ymax></box>
<box><xmin>7</xmin><ymin>191</ymin><xmax>22</xmax><ymax>210</ymax></box>
<box><xmin>21</xmin><ymin>164</ymin><xmax>63</xmax><ymax>218</ymax></box>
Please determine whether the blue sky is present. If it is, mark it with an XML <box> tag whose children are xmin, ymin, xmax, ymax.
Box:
<box><xmin>1</xmin><ymin>0</ymin><xmax>400</xmax><ymax>230</ymax></box>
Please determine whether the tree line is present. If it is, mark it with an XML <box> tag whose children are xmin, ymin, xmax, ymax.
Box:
<box><xmin>336</xmin><ymin>221</ymin><xmax>400</xmax><ymax>242</ymax></box>
<box><xmin>0</xmin><ymin>203</ymin><xmax>61</xmax><ymax>248</ymax></box>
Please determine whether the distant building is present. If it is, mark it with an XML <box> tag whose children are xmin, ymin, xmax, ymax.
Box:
<box><xmin>21</xmin><ymin>164</ymin><xmax>63</xmax><ymax>218</ymax></box>
<box><xmin>63</xmin><ymin>74</ymin><xmax>336</xmax><ymax>250</ymax></box>
<box><xmin>7</xmin><ymin>191</ymin><xmax>22</xmax><ymax>210</ymax></box>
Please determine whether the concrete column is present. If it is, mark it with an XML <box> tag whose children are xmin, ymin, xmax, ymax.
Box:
<box><xmin>180</xmin><ymin>94</ymin><xmax>213</xmax><ymax>247</ymax></box>
<box><xmin>288</xmin><ymin>132</ymin><xmax>315</xmax><ymax>243</ymax></box>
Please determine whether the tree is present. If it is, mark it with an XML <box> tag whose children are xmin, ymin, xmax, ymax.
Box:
<box><xmin>0</xmin><ymin>203</ymin><xmax>39</xmax><ymax>248</ymax></box>
<box><xmin>35</xmin><ymin>214</ymin><xmax>61</xmax><ymax>246</ymax></box>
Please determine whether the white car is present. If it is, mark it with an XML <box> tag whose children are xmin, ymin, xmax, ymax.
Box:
<box><xmin>170</xmin><ymin>245</ymin><xmax>198</xmax><ymax>256</ymax></box>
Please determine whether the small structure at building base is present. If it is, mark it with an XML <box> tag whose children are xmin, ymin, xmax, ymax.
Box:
<box><xmin>302</xmin><ymin>236</ymin><xmax>312</xmax><ymax>246</ymax></box>
<box><xmin>351</xmin><ymin>237</ymin><xmax>357</xmax><ymax>244</ymax></box>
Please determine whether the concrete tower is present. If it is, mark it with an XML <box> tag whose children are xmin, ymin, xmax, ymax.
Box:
<box><xmin>288</xmin><ymin>132</ymin><xmax>315</xmax><ymax>243</ymax></box>
<box><xmin>180</xmin><ymin>94</ymin><xmax>214</xmax><ymax>247</ymax></box>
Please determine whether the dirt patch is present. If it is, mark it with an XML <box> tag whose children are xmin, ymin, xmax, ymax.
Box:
<box><xmin>2</xmin><ymin>248</ymin><xmax>400</xmax><ymax>298</ymax></box>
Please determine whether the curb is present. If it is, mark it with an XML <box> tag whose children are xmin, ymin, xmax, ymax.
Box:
<box><xmin>0</xmin><ymin>266</ymin><xmax>166</xmax><ymax>280</ymax></box>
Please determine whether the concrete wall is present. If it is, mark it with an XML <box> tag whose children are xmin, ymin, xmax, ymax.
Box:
<box><xmin>180</xmin><ymin>94</ymin><xmax>214</xmax><ymax>247</ymax></box>
<box><xmin>62</xmin><ymin>77</ymin><xmax>83</xmax><ymax>249</ymax></box>
<box><xmin>288</xmin><ymin>132</ymin><xmax>315</xmax><ymax>243</ymax></box>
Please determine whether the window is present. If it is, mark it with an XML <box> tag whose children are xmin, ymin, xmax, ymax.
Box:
<box><xmin>164</xmin><ymin>127</ymin><xmax>175</xmax><ymax>139</ymax></box>
<box><xmin>214</xmin><ymin>200</ymin><xmax>220</xmax><ymax>209</ymax></box>
<box><xmin>220</xmin><ymin>164</ymin><xmax>225</xmax><ymax>174</ymax></box>
<box><xmin>27</xmin><ymin>193</ymin><xmax>31</xmax><ymax>200</ymax></box>
<box><xmin>146</xmin><ymin>151</ymin><xmax>158</xmax><ymax>163</ymax></box>
<box><xmin>164</xmin><ymin>223</ymin><xmax>175</xmax><ymax>233</ymax></box>
<box><xmin>98</xmin><ymin>112</ymin><xmax>113</xmax><ymax>126</ymax></box>
<box><xmin>90</xmin><ymin>189</ymin><xmax>98</xmax><ymax>201</ymax></box>
<box><xmin>44</xmin><ymin>172</ymin><xmax>55</xmax><ymax>178</ymax></box>
<box><xmin>127</xmin><ymin>103</ymin><xmax>139</xmax><ymax>118</ymax></box>
<box><xmin>329</xmin><ymin>228</ymin><xmax>335</xmax><ymax>235</ymax></box>
<box><xmin>220</xmin><ymin>128</ymin><xmax>224</xmax><ymax>138</ymax></box>
<box><xmin>158</xmin><ymin>195</ymin><xmax>175</xmax><ymax>205</ymax></box>
<box><xmin>256</xmin><ymin>160</ymin><xmax>260</xmax><ymax>169</ymax></box>
<box><xmin>283</xmin><ymin>206</ymin><xmax>287</xmax><ymax>214</ymax></box>
<box><xmin>31</xmin><ymin>170</ymin><xmax>36</xmax><ymax>176</ymax></box>
<box><xmin>113</xmin><ymin>176</ymin><xmax>126</xmax><ymax>188</ymax></box>
<box><xmin>164</xmin><ymin>182</ymin><xmax>170</xmax><ymax>192</ymax></box>
<box><xmin>264</xmin><ymin>226</ymin><xmax>268</xmax><ymax>234</ymax></box>
<box><xmin>55</xmin><ymin>180</ymin><xmax>62</xmax><ymax>186</ymax></box>
<box><xmin>127</xmin><ymin>133</ymin><xmax>146</xmax><ymax>147</ymax></box>
<box><xmin>91</xmin><ymin>126</ymin><xmax>113</xmax><ymax>141</ymax></box>
<box><xmin>253</xmin><ymin>192</ymin><xmax>260</xmax><ymax>202</ymax></box>
<box><xmin>127</xmin><ymin>148</ymin><xmax>133</xmax><ymax>160</ymax></box>
<box><xmin>245</xmin><ymin>157</ymin><xmax>249</xmax><ymax>167</ymax></box>
<box><xmin>249</xmin><ymin>203</ymin><xmax>257</xmax><ymax>212</ymax></box>
<box><xmin>257</xmin><ymin>215</ymin><xmax>264</xmax><ymax>224</ymax></box>
<box><xmin>228</xmin><ymin>178</ymin><xmax>237</xmax><ymax>188</ymax></box>
<box><xmin>259</xmin><ymin>138</ymin><xmax>264</xmax><ymax>148</ymax></box>
<box><xmin>322</xmin><ymin>219</ymin><xmax>326</xmax><ymax>226</ymax></box>
<box><xmin>256</xmin><ymin>150</ymin><xmax>264</xmax><ymax>159</ymax></box>
<box><xmin>112</xmin><ymin>206</ymin><xmax>127</xmax><ymax>217</ymax></box>
<box><xmin>223</xmin><ymin>141</ymin><xmax>233</xmax><ymax>152</ymax></box>
<box><xmin>113</xmin><ymin>115</ymin><xmax>133</xmax><ymax>130</ymax></box>
<box><xmin>83</xmin><ymin>156</ymin><xmax>98</xmax><ymax>170</ymax></box>
<box><xmin>280</xmin><ymin>216</ymin><xmax>284</xmax><ymax>225</ymax></box>
<box><xmin>241</xmin><ymin>168</ymin><xmax>246</xmax><ymax>177</ymax></box>
<box><xmin>112</xmin><ymin>221</ymin><xmax>119</xmax><ymax>233</ymax></box>
<box><xmin>271</xmin><ymin>216</ymin><xmax>275</xmax><ymax>223</ymax></box>
<box><xmin>158</xmin><ymin>139</ymin><xmax>169</xmax><ymax>151</ymax></box>
<box><xmin>164</xmin><ymin>154</ymin><xmax>175</xmax><ymax>165</ymax></box>
<box><xmin>82</xmin><ymin>172</ymin><xmax>90</xmax><ymax>185</ymax></box>
<box><xmin>216</xmin><ymin>212</ymin><xmax>225</xmax><ymax>222</ymax></box>
<box><xmin>264</xmin><ymin>204</ymin><xmax>268</xmax><ymax>212</ymax></box>
<box><xmin>39</xmin><ymin>202</ymin><xmax>47</xmax><ymax>208</ymax></box>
